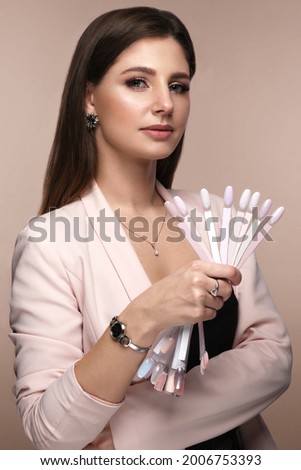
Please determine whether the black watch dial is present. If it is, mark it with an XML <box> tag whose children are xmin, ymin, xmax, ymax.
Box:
<box><xmin>111</xmin><ymin>321</ymin><xmax>123</xmax><ymax>339</ymax></box>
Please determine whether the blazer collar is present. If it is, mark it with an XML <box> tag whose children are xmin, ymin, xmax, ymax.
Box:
<box><xmin>79</xmin><ymin>180</ymin><xmax>172</xmax><ymax>301</ymax></box>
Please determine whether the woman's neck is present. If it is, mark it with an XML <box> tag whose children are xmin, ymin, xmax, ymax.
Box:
<box><xmin>95</xmin><ymin>158</ymin><xmax>163</xmax><ymax>215</ymax></box>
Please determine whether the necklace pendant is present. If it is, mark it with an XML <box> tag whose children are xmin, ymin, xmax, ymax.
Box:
<box><xmin>150</xmin><ymin>242</ymin><xmax>159</xmax><ymax>256</ymax></box>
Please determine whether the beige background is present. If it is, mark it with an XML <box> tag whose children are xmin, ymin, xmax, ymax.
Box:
<box><xmin>1</xmin><ymin>0</ymin><xmax>300</xmax><ymax>450</ymax></box>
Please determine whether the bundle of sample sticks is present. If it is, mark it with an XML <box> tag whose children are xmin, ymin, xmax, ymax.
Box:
<box><xmin>136</xmin><ymin>186</ymin><xmax>284</xmax><ymax>396</ymax></box>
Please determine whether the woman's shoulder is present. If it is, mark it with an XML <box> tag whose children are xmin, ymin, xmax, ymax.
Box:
<box><xmin>11</xmin><ymin>198</ymin><xmax>89</xmax><ymax>278</ymax></box>
<box><xmin>18</xmin><ymin>198</ymin><xmax>85</xmax><ymax>242</ymax></box>
<box><xmin>12</xmin><ymin>198</ymin><xmax>87</xmax><ymax>268</ymax></box>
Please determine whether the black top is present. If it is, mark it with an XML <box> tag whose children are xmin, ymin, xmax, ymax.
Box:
<box><xmin>186</xmin><ymin>291</ymin><xmax>238</xmax><ymax>372</ymax></box>
<box><xmin>185</xmin><ymin>291</ymin><xmax>241</xmax><ymax>450</ymax></box>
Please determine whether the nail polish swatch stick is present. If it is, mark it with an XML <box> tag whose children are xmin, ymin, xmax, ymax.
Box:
<box><xmin>227</xmin><ymin>188</ymin><xmax>251</xmax><ymax>265</ymax></box>
<box><xmin>165</xmin><ymin>199</ymin><xmax>212</xmax><ymax>262</ymax></box>
<box><xmin>220</xmin><ymin>185</ymin><xmax>233</xmax><ymax>264</ymax></box>
<box><xmin>233</xmin><ymin>198</ymin><xmax>272</xmax><ymax>268</ymax></box>
<box><xmin>200</xmin><ymin>188</ymin><xmax>222</xmax><ymax>263</ymax></box>
<box><xmin>237</xmin><ymin>206</ymin><xmax>285</xmax><ymax>269</ymax></box>
<box><xmin>231</xmin><ymin>191</ymin><xmax>261</xmax><ymax>266</ymax></box>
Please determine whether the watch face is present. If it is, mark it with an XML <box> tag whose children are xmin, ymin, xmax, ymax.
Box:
<box><xmin>111</xmin><ymin>321</ymin><xmax>123</xmax><ymax>339</ymax></box>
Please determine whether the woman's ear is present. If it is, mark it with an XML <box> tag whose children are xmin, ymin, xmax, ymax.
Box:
<box><xmin>85</xmin><ymin>82</ymin><xmax>96</xmax><ymax>114</ymax></box>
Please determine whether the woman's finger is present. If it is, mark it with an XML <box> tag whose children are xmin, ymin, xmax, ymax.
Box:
<box><xmin>207</xmin><ymin>277</ymin><xmax>233</xmax><ymax>302</ymax></box>
<box><xmin>189</xmin><ymin>259</ymin><xmax>241</xmax><ymax>286</ymax></box>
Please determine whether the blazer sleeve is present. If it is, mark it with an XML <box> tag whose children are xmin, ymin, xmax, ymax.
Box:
<box><xmin>9</xmin><ymin>227</ymin><xmax>123</xmax><ymax>450</ymax></box>
<box><xmin>110</xmin><ymin>253</ymin><xmax>292</xmax><ymax>449</ymax></box>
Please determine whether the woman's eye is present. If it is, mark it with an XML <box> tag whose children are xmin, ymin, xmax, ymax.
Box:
<box><xmin>169</xmin><ymin>82</ymin><xmax>190</xmax><ymax>93</ymax></box>
<box><xmin>125</xmin><ymin>78</ymin><xmax>148</xmax><ymax>89</ymax></box>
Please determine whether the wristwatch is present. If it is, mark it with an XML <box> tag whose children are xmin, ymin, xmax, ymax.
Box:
<box><xmin>109</xmin><ymin>316</ymin><xmax>150</xmax><ymax>353</ymax></box>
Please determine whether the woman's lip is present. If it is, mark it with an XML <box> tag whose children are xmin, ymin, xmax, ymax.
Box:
<box><xmin>141</xmin><ymin>125</ymin><xmax>174</xmax><ymax>131</ymax></box>
<box><xmin>140</xmin><ymin>128</ymin><xmax>173</xmax><ymax>139</ymax></box>
<box><xmin>140</xmin><ymin>125</ymin><xmax>174</xmax><ymax>139</ymax></box>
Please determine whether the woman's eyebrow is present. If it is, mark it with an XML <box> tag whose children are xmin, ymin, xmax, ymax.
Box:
<box><xmin>122</xmin><ymin>66</ymin><xmax>156</xmax><ymax>76</ymax></box>
<box><xmin>121</xmin><ymin>66</ymin><xmax>190</xmax><ymax>80</ymax></box>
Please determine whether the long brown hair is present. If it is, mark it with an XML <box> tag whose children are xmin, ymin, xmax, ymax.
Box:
<box><xmin>39</xmin><ymin>6</ymin><xmax>196</xmax><ymax>214</ymax></box>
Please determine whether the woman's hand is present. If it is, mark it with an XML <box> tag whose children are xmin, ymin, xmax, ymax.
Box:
<box><xmin>120</xmin><ymin>260</ymin><xmax>241</xmax><ymax>348</ymax></box>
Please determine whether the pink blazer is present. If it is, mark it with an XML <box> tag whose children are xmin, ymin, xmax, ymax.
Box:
<box><xmin>9</xmin><ymin>180</ymin><xmax>292</xmax><ymax>449</ymax></box>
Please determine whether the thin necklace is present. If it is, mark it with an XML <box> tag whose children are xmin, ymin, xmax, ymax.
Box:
<box><xmin>120</xmin><ymin>213</ymin><xmax>166</xmax><ymax>257</ymax></box>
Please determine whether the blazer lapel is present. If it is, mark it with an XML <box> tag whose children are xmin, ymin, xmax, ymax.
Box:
<box><xmin>80</xmin><ymin>180</ymin><xmax>152</xmax><ymax>302</ymax></box>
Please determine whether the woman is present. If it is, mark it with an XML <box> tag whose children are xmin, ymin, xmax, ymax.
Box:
<box><xmin>9</xmin><ymin>6</ymin><xmax>292</xmax><ymax>450</ymax></box>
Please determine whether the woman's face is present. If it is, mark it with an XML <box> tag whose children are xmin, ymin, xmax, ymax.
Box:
<box><xmin>86</xmin><ymin>36</ymin><xmax>191</xmax><ymax>164</ymax></box>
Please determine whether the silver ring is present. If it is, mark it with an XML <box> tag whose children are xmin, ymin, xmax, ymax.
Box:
<box><xmin>210</xmin><ymin>279</ymin><xmax>219</xmax><ymax>297</ymax></box>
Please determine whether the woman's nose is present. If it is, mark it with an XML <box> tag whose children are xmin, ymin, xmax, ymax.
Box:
<box><xmin>151</xmin><ymin>87</ymin><xmax>174</xmax><ymax>116</ymax></box>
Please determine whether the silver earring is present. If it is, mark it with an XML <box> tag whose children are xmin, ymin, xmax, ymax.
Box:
<box><xmin>85</xmin><ymin>113</ymin><xmax>99</xmax><ymax>131</ymax></box>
